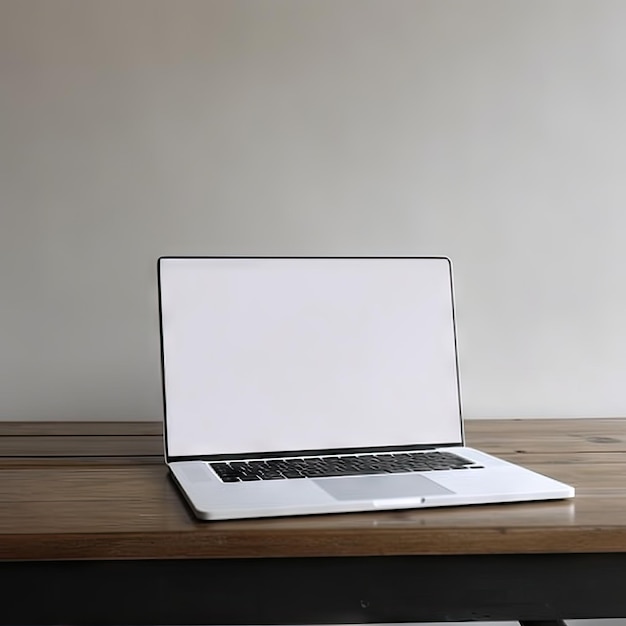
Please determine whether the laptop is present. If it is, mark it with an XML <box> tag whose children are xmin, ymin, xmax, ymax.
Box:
<box><xmin>158</xmin><ymin>256</ymin><xmax>574</xmax><ymax>520</ymax></box>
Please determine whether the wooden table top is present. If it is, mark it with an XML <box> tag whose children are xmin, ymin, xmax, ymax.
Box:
<box><xmin>1</xmin><ymin>418</ymin><xmax>625</xmax><ymax>561</ymax></box>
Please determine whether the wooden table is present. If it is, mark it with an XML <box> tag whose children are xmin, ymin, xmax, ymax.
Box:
<box><xmin>1</xmin><ymin>419</ymin><xmax>626</xmax><ymax>625</ymax></box>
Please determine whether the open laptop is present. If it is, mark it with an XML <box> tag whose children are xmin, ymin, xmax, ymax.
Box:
<box><xmin>158</xmin><ymin>256</ymin><xmax>574</xmax><ymax>520</ymax></box>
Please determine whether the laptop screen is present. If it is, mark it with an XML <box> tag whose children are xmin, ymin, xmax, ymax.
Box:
<box><xmin>159</xmin><ymin>257</ymin><xmax>463</xmax><ymax>459</ymax></box>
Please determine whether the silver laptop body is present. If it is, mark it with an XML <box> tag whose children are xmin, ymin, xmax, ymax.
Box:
<box><xmin>158</xmin><ymin>256</ymin><xmax>574</xmax><ymax>520</ymax></box>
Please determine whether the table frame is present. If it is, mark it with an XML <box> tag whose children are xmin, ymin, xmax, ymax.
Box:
<box><xmin>2</xmin><ymin>553</ymin><xmax>626</xmax><ymax>625</ymax></box>
<box><xmin>2</xmin><ymin>419</ymin><xmax>626</xmax><ymax>626</ymax></box>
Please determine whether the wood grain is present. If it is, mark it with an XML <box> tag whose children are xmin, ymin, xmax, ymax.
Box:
<box><xmin>466</xmin><ymin>418</ymin><xmax>626</xmax><ymax>453</ymax></box>
<box><xmin>0</xmin><ymin>421</ymin><xmax>162</xmax><ymax>436</ymax></box>
<box><xmin>1</xmin><ymin>419</ymin><xmax>626</xmax><ymax>560</ymax></box>
<box><xmin>0</xmin><ymin>435</ymin><xmax>162</xmax><ymax>457</ymax></box>
<box><xmin>1</xmin><ymin>417</ymin><xmax>624</xmax><ymax>457</ymax></box>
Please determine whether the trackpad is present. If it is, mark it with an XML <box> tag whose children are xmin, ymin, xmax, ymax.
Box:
<box><xmin>314</xmin><ymin>474</ymin><xmax>454</xmax><ymax>501</ymax></box>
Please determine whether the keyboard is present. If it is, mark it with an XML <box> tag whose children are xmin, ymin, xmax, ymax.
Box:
<box><xmin>210</xmin><ymin>450</ymin><xmax>483</xmax><ymax>483</ymax></box>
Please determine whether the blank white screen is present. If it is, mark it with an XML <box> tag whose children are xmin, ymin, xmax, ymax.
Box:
<box><xmin>159</xmin><ymin>257</ymin><xmax>462</xmax><ymax>458</ymax></box>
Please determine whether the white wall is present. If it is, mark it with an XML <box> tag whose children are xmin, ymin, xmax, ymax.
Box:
<box><xmin>2</xmin><ymin>0</ymin><xmax>626</xmax><ymax>421</ymax></box>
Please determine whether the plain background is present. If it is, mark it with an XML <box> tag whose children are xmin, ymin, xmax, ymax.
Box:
<box><xmin>2</xmin><ymin>0</ymin><xmax>626</xmax><ymax>423</ymax></box>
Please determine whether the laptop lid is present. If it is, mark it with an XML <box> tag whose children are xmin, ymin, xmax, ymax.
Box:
<box><xmin>158</xmin><ymin>257</ymin><xmax>463</xmax><ymax>461</ymax></box>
